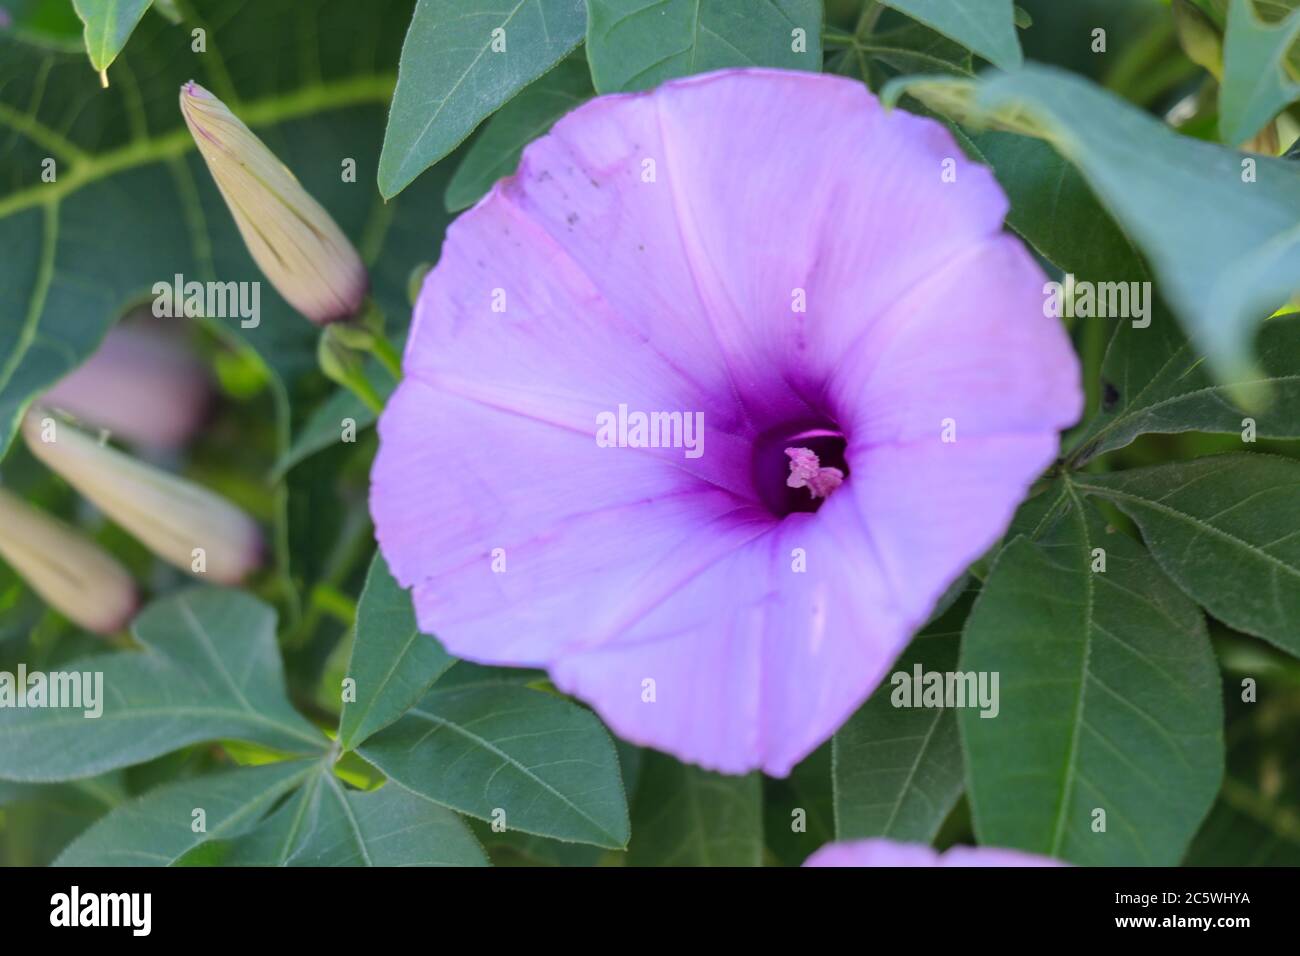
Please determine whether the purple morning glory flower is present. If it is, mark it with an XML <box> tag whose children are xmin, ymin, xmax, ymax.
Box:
<box><xmin>371</xmin><ymin>69</ymin><xmax>1081</xmax><ymax>775</ymax></box>
<box><xmin>804</xmin><ymin>839</ymin><xmax>1064</xmax><ymax>867</ymax></box>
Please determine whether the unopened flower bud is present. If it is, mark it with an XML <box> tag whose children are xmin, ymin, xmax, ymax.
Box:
<box><xmin>0</xmin><ymin>487</ymin><xmax>137</xmax><ymax>635</ymax></box>
<box><xmin>41</xmin><ymin>318</ymin><xmax>214</xmax><ymax>450</ymax></box>
<box><xmin>21</xmin><ymin>410</ymin><xmax>262</xmax><ymax>584</ymax></box>
<box><xmin>179</xmin><ymin>80</ymin><xmax>367</xmax><ymax>324</ymax></box>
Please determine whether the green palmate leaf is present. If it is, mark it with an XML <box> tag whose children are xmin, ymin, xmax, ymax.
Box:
<box><xmin>833</xmin><ymin>625</ymin><xmax>965</xmax><ymax>843</ymax></box>
<box><xmin>337</xmin><ymin>553</ymin><xmax>455</xmax><ymax>751</ymax></box>
<box><xmin>1070</xmin><ymin>314</ymin><xmax>1300</xmax><ymax>465</ymax></box>
<box><xmin>377</xmin><ymin>0</ymin><xmax>587</xmax><ymax>199</ymax></box>
<box><xmin>358</xmin><ymin>674</ymin><xmax>630</xmax><ymax>847</ymax></box>
<box><xmin>444</xmin><ymin>56</ymin><xmax>592</xmax><ymax>212</ymax></box>
<box><xmin>879</xmin><ymin>0</ymin><xmax>1022</xmax><ymax>72</ymax></box>
<box><xmin>585</xmin><ymin>0</ymin><xmax>824</xmax><ymax>94</ymax></box>
<box><xmin>1219</xmin><ymin>0</ymin><xmax>1300</xmax><ymax>144</ymax></box>
<box><xmin>962</xmin><ymin>486</ymin><xmax>1223</xmax><ymax>865</ymax></box>
<box><xmin>54</xmin><ymin>760</ymin><xmax>315</xmax><ymax>865</ymax></box>
<box><xmin>859</xmin><ymin>21</ymin><xmax>974</xmax><ymax>77</ymax></box>
<box><xmin>627</xmin><ymin>751</ymin><xmax>762</xmax><ymax>866</ymax></box>
<box><xmin>885</xmin><ymin>64</ymin><xmax>1300</xmax><ymax>391</ymax></box>
<box><xmin>828</xmin><ymin>20</ymin><xmax>973</xmax><ymax>83</ymax></box>
<box><xmin>0</xmin><ymin>588</ymin><xmax>326</xmax><ymax>782</ymax></box>
<box><xmin>71</xmin><ymin>0</ymin><xmax>154</xmax><ymax>73</ymax></box>
<box><xmin>179</xmin><ymin>770</ymin><xmax>486</xmax><ymax>866</ymax></box>
<box><xmin>1077</xmin><ymin>455</ymin><xmax>1300</xmax><ymax>658</ymax></box>
<box><xmin>0</xmin><ymin>0</ymin><xmax>450</xmax><ymax>461</ymax></box>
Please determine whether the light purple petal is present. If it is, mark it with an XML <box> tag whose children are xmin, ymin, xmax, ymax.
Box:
<box><xmin>372</xmin><ymin>68</ymin><xmax>1082</xmax><ymax>775</ymax></box>
<box><xmin>804</xmin><ymin>839</ymin><xmax>1064</xmax><ymax>867</ymax></box>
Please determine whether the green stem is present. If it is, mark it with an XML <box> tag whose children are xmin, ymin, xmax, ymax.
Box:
<box><xmin>856</xmin><ymin>0</ymin><xmax>885</xmax><ymax>39</ymax></box>
<box><xmin>344</xmin><ymin>376</ymin><xmax>384</xmax><ymax>414</ymax></box>
<box><xmin>369</xmin><ymin>334</ymin><xmax>403</xmax><ymax>382</ymax></box>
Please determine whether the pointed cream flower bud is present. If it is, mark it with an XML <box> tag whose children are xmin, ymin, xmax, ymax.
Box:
<box><xmin>0</xmin><ymin>487</ymin><xmax>137</xmax><ymax>635</ymax></box>
<box><xmin>179</xmin><ymin>80</ymin><xmax>368</xmax><ymax>324</ymax></box>
<box><xmin>22</xmin><ymin>410</ymin><xmax>262</xmax><ymax>585</ymax></box>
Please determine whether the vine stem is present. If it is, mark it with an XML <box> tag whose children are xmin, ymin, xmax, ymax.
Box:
<box><xmin>369</xmin><ymin>334</ymin><xmax>403</xmax><ymax>382</ymax></box>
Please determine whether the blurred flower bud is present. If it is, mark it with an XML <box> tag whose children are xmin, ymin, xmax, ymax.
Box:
<box><xmin>1172</xmin><ymin>0</ymin><xmax>1223</xmax><ymax>80</ymax></box>
<box><xmin>21</xmin><ymin>410</ymin><xmax>262</xmax><ymax>584</ymax></box>
<box><xmin>0</xmin><ymin>487</ymin><xmax>137</xmax><ymax>635</ymax></box>
<box><xmin>179</xmin><ymin>80</ymin><xmax>368</xmax><ymax>324</ymax></box>
<box><xmin>41</xmin><ymin>317</ymin><xmax>214</xmax><ymax>450</ymax></box>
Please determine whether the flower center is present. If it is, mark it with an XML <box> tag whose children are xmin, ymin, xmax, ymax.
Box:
<box><xmin>751</xmin><ymin>422</ymin><xmax>849</xmax><ymax>517</ymax></box>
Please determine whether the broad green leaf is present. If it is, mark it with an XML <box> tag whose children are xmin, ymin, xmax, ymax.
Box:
<box><xmin>337</xmin><ymin>553</ymin><xmax>455</xmax><ymax>751</ymax></box>
<box><xmin>0</xmin><ymin>588</ymin><xmax>326</xmax><ymax>782</ymax></box>
<box><xmin>626</xmin><ymin>751</ymin><xmax>762</xmax><ymax>866</ymax></box>
<box><xmin>962</xmin><ymin>486</ymin><xmax>1222</xmax><ymax>865</ymax></box>
<box><xmin>833</xmin><ymin>626</ymin><xmax>964</xmax><ymax>843</ymax></box>
<box><xmin>377</xmin><ymin>0</ymin><xmax>587</xmax><ymax>198</ymax></box>
<box><xmin>763</xmin><ymin>742</ymin><xmax>834</xmax><ymax>865</ymax></box>
<box><xmin>0</xmin><ymin>0</ymin><xmax>450</xmax><ymax>461</ymax></box>
<box><xmin>179</xmin><ymin>772</ymin><xmax>486</xmax><ymax>866</ymax></box>
<box><xmin>54</xmin><ymin>760</ymin><xmax>315</xmax><ymax>866</ymax></box>
<box><xmin>952</xmin><ymin>131</ymin><xmax>1293</xmax><ymax>452</ymax></box>
<box><xmin>886</xmin><ymin>64</ymin><xmax>1300</xmax><ymax>390</ymax></box>
<box><xmin>471</xmin><ymin>739</ymin><xmax>640</xmax><ymax>865</ymax></box>
<box><xmin>444</xmin><ymin>56</ymin><xmax>592</xmax><ymax>212</ymax></box>
<box><xmin>1077</xmin><ymin>455</ymin><xmax>1300</xmax><ymax>657</ymax></box>
<box><xmin>71</xmin><ymin>0</ymin><xmax>153</xmax><ymax>72</ymax></box>
<box><xmin>4</xmin><ymin>0</ymin><xmax>86</xmax><ymax>45</ymax></box>
<box><xmin>1070</xmin><ymin>314</ymin><xmax>1300</xmax><ymax>465</ymax></box>
<box><xmin>879</xmin><ymin>0</ymin><xmax>1022</xmax><ymax>72</ymax></box>
<box><xmin>358</xmin><ymin>677</ymin><xmax>630</xmax><ymax>847</ymax></box>
<box><xmin>964</xmin><ymin>131</ymin><xmax>1145</xmax><ymax>286</ymax></box>
<box><xmin>954</xmin><ymin>127</ymin><xmax>1159</xmax><ymax>427</ymax></box>
<box><xmin>585</xmin><ymin>0</ymin><xmax>824</xmax><ymax>94</ymax></box>
<box><xmin>472</xmin><ymin>821</ymin><xmax>609</xmax><ymax>866</ymax></box>
<box><xmin>1219</xmin><ymin>0</ymin><xmax>1300</xmax><ymax>144</ymax></box>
